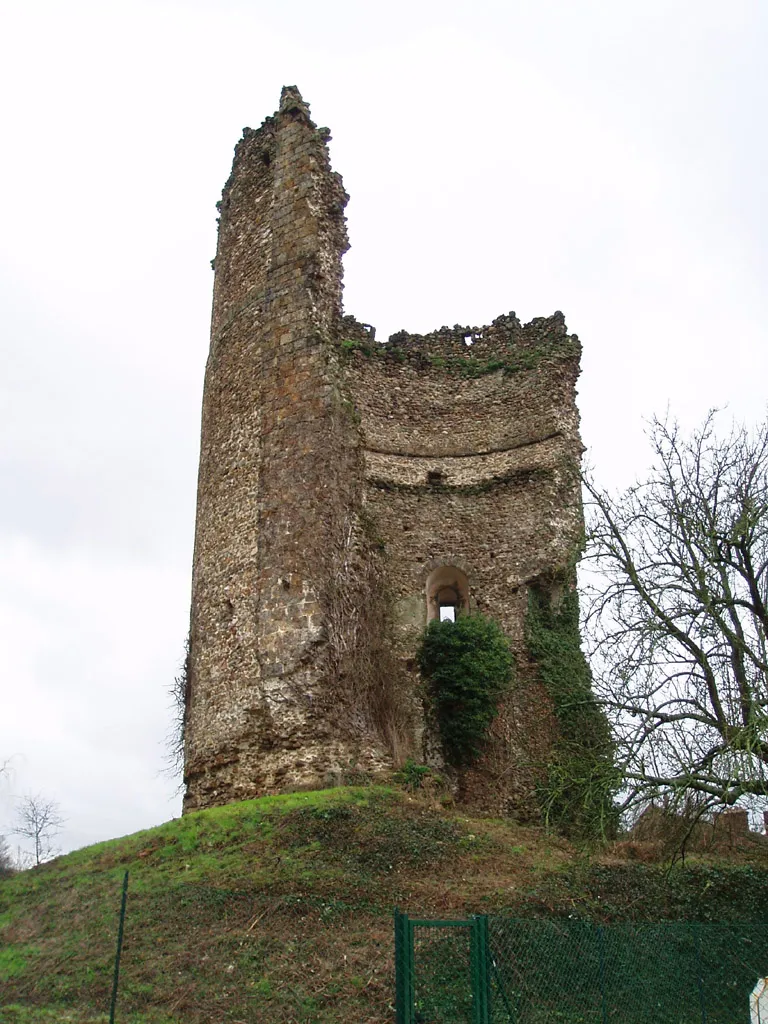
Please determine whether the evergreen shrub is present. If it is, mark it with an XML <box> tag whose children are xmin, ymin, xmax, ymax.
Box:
<box><xmin>418</xmin><ymin>614</ymin><xmax>514</xmax><ymax>767</ymax></box>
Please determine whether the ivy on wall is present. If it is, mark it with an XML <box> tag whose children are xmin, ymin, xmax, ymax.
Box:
<box><xmin>418</xmin><ymin>614</ymin><xmax>514</xmax><ymax>768</ymax></box>
<box><xmin>526</xmin><ymin>585</ymin><xmax>619</xmax><ymax>840</ymax></box>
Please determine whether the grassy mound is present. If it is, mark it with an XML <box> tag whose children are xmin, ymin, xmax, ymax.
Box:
<box><xmin>2</xmin><ymin>785</ymin><xmax>768</xmax><ymax>1023</ymax></box>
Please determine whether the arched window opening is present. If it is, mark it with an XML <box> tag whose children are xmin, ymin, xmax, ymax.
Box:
<box><xmin>426</xmin><ymin>565</ymin><xmax>470</xmax><ymax>623</ymax></box>
<box><xmin>436</xmin><ymin>584</ymin><xmax>459</xmax><ymax>621</ymax></box>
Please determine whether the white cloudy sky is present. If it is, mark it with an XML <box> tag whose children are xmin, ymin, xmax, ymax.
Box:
<box><xmin>1</xmin><ymin>0</ymin><xmax>766</xmax><ymax>857</ymax></box>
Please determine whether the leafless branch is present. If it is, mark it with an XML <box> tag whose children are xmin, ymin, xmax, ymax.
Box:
<box><xmin>12</xmin><ymin>794</ymin><xmax>65</xmax><ymax>866</ymax></box>
<box><xmin>583</xmin><ymin>411</ymin><xmax>768</xmax><ymax>815</ymax></box>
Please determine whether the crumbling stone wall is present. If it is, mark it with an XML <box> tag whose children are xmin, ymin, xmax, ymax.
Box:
<box><xmin>185</xmin><ymin>87</ymin><xmax>380</xmax><ymax>811</ymax></box>
<box><xmin>339</xmin><ymin>315</ymin><xmax>583</xmax><ymax>814</ymax></box>
<box><xmin>183</xmin><ymin>87</ymin><xmax>586</xmax><ymax>818</ymax></box>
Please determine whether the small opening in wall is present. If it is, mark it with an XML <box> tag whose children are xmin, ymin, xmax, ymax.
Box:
<box><xmin>463</xmin><ymin>334</ymin><xmax>474</xmax><ymax>347</ymax></box>
<box><xmin>426</xmin><ymin>565</ymin><xmax>470</xmax><ymax>623</ymax></box>
<box><xmin>427</xmin><ymin>469</ymin><xmax>444</xmax><ymax>485</ymax></box>
<box><xmin>260</xmin><ymin>151</ymin><xmax>271</xmax><ymax>167</ymax></box>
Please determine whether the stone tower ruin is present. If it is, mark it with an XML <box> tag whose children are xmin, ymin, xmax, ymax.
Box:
<box><xmin>182</xmin><ymin>87</ymin><xmax>587</xmax><ymax>818</ymax></box>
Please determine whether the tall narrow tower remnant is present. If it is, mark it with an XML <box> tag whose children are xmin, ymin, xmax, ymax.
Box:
<box><xmin>183</xmin><ymin>87</ymin><xmax>587</xmax><ymax>818</ymax></box>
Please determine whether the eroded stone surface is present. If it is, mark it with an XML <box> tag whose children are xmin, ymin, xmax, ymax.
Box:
<box><xmin>183</xmin><ymin>87</ymin><xmax>586</xmax><ymax>818</ymax></box>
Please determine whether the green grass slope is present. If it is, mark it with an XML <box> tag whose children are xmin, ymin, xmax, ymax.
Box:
<box><xmin>3</xmin><ymin>785</ymin><xmax>768</xmax><ymax>1023</ymax></box>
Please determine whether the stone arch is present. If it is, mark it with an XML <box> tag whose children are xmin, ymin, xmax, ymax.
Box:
<box><xmin>426</xmin><ymin>565</ymin><xmax>470</xmax><ymax>623</ymax></box>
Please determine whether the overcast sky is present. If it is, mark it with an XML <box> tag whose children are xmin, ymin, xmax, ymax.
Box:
<box><xmin>1</xmin><ymin>0</ymin><xmax>767</xmax><ymax>858</ymax></box>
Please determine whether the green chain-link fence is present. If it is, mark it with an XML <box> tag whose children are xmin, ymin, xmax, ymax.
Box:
<box><xmin>395</xmin><ymin>915</ymin><xmax>489</xmax><ymax>1024</ymax></box>
<box><xmin>395</xmin><ymin>911</ymin><xmax>768</xmax><ymax>1023</ymax></box>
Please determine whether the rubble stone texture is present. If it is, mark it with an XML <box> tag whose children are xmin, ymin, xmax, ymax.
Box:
<box><xmin>183</xmin><ymin>87</ymin><xmax>586</xmax><ymax>817</ymax></box>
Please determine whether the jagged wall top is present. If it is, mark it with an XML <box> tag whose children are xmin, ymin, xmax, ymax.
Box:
<box><xmin>340</xmin><ymin>311</ymin><xmax>580</xmax><ymax>368</ymax></box>
<box><xmin>211</xmin><ymin>86</ymin><xmax>349</xmax><ymax>344</ymax></box>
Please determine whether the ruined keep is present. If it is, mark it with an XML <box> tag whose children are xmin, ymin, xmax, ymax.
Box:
<box><xmin>182</xmin><ymin>87</ymin><xmax>587</xmax><ymax>819</ymax></box>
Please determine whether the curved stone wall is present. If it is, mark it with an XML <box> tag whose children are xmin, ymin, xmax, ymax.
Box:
<box><xmin>340</xmin><ymin>319</ymin><xmax>584</xmax><ymax>813</ymax></box>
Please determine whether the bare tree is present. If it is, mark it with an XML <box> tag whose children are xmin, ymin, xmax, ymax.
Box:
<box><xmin>0</xmin><ymin>761</ymin><xmax>17</xmax><ymax>875</ymax></box>
<box><xmin>12</xmin><ymin>795</ymin><xmax>65</xmax><ymax>866</ymax></box>
<box><xmin>0</xmin><ymin>834</ymin><xmax>15</xmax><ymax>877</ymax></box>
<box><xmin>583</xmin><ymin>412</ymin><xmax>768</xmax><ymax>817</ymax></box>
<box><xmin>165</xmin><ymin>637</ymin><xmax>190</xmax><ymax>782</ymax></box>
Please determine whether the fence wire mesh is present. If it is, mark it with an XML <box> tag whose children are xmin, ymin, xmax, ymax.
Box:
<box><xmin>396</xmin><ymin>912</ymin><xmax>768</xmax><ymax>1024</ymax></box>
<box><xmin>413</xmin><ymin>922</ymin><xmax>474</xmax><ymax>1023</ymax></box>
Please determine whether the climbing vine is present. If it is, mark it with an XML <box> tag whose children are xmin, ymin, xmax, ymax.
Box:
<box><xmin>526</xmin><ymin>585</ymin><xmax>619</xmax><ymax>840</ymax></box>
<box><xmin>418</xmin><ymin>614</ymin><xmax>514</xmax><ymax>768</ymax></box>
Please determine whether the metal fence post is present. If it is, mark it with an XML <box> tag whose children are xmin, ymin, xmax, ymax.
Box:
<box><xmin>471</xmin><ymin>915</ymin><xmax>491</xmax><ymax>1024</ymax></box>
<box><xmin>109</xmin><ymin>870</ymin><xmax>129</xmax><ymax>1024</ymax></box>
<box><xmin>395</xmin><ymin>909</ymin><xmax>415</xmax><ymax>1024</ymax></box>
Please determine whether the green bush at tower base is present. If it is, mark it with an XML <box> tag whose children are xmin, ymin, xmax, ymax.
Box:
<box><xmin>418</xmin><ymin>613</ymin><xmax>514</xmax><ymax>768</ymax></box>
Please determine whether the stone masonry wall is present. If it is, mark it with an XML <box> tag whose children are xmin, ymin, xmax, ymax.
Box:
<box><xmin>184</xmin><ymin>87</ymin><xmax>587</xmax><ymax>819</ymax></box>
<box><xmin>340</xmin><ymin>316</ymin><xmax>584</xmax><ymax>814</ymax></box>
<box><xmin>184</xmin><ymin>88</ymin><xmax>385</xmax><ymax>812</ymax></box>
